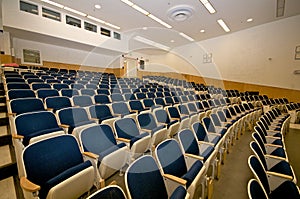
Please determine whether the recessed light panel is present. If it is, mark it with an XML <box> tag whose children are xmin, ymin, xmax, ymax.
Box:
<box><xmin>217</xmin><ymin>19</ymin><xmax>230</xmax><ymax>32</ymax></box>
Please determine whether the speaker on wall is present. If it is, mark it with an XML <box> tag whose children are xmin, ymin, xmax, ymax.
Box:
<box><xmin>139</xmin><ymin>59</ymin><xmax>145</xmax><ymax>70</ymax></box>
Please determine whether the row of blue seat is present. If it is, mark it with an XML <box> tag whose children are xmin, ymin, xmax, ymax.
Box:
<box><xmin>247</xmin><ymin>108</ymin><xmax>300</xmax><ymax>198</ymax></box>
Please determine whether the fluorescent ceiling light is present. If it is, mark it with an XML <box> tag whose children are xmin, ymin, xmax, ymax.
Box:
<box><xmin>246</xmin><ymin>18</ymin><xmax>253</xmax><ymax>22</ymax></box>
<box><xmin>179</xmin><ymin>32</ymin><xmax>194</xmax><ymax>41</ymax></box>
<box><xmin>121</xmin><ymin>0</ymin><xmax>134</xmax><ymax>6</ymax></box>
<box><xmin>105</xmin><ymin>22</ymin><xmax>121</xmax><ymax>30</ymax></box>
<box><xmin>132</xmin><ymin>5</ymin><xmax>150</xmax><ymax>15</ymax></box>
<box><xmin>87</xmin><ymin>15</ymin><xmax>105</xmax><ymax>24</ymax></box>
<box><xmin>199</xmin><ymin>0</ymin><xmax>216</xmax><ymax>14</ymax></box>
<box><xmin>120</xmin><ymin>0</ymin><xmax>172</xmax><ymax>29</ymax></box>
<box><xmin>64</xmin><ymin>6</ymin><xmax>87</xmax><ymax>17</ymax></box>
<box><xmin>217</xmin><ymin>19</ymin><xmax>230</xmax><ymax>32</ymax></box>
<box><xmin>41</xmin><ymin>0</ymin><xmax>64</xmax><ymax>8</ymax></box>
<box><xmin>148</xmin><ymin>14</ymin><xmax>172</xmax><ymax>29</ymax></box>
<box><xmin>134</xmin><ymin>36</ymin><xmax>170</xmax><ymax>51</ymax></box>
<box><xmin>200</xmin><ymin>29</ymin><xmax>205</xmax><ymax>33</ymax></box>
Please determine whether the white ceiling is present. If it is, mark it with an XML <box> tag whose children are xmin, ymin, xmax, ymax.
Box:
<box><xmin>11</xmin><ymin>0</ymin><xmax>300</xmax><ymax>53</ymax></box>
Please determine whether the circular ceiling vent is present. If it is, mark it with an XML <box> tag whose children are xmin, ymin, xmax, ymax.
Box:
<box><xmin>167</xmin><ymin>5</ymin><xmax>194</xmax><ymax>22</ymax></box>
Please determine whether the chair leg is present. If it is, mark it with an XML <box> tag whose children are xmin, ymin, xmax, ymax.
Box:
<box><xmin>206</xmin><ymin>177</ymin><xmax>214</xmax><ymax>199</ymax></box>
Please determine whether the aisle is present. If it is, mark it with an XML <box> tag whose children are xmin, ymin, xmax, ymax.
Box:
<box><xmin>212</xmin><ymin>130</ymin><xmax>253</xmax><ymax>199</ymax></box>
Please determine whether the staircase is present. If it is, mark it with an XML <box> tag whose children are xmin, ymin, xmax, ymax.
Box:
<box><xmin>0</xmin><ymin>83</ymin><xmax>23</xmax><ymax>198</ymax></box>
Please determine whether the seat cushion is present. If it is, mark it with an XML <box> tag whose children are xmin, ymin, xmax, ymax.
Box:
<box><xmin>200</xmin><ymin>145</ymin><xmax>215</xmax><ymax>162</ymax></box>
<box><xmin>130</xmin><ymin>132</ymin><xmax>149</xmax><ymax>148</ymax></box>
<box><xmin>270</xmin><ymin>161</ymin><xmax>293</xmax><ymax>177</ymax></box>
<box><xmin>41</xmin><ymin>161</ymin><xmax>92</xmax><ymax>199</ymax></box>
<box><xmin>269</xmin><ymin>180</ymin><xmax>300</xmax><ymax>199</ymax></box>
<box><xmin>23</xmin><ymin>127</ymin><xmax>63</xmax><ymax>146</ymax></box>
<box><xmin>170</xmin><ymin>186</ymin><xmax>187</xmax><ymax>199</ymax></box>
<box><xmin>98</xmin><ymin>143</ymin><xmax>126</xmax><ymax>164</ymax></box>
<box><xmin>181</xmin><ymin>160</ymin><xmax>203</xmax><ymax>187</ymax></box>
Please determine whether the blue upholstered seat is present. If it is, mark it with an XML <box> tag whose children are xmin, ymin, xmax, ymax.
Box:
<box><xmin>155</xmin><ymin>139</ymin><xmax>204</xmax><ymax>199</ymax></box>
<box><xmin>80</xmin><ymin>125</ymin><xmax>128</xmax><ymax>184</ymax></box>
<box><xmin>125</xmin><ymin>155</ymin><xmax>187</xmax><ymax>199</ymax></box>
<box><xmin>248</xmin><ymin>155</ymin><xmax>300</xmax><ymax>199</ymax></box>
<box><xmin>87</xmin><ymin>185</ymin><xmax>127</xmax><ymax>199</ymax></box>
<box><xmin>114</xmin><ymin>118</ymin><xmax>150</xmax><ymax>162</ymax></box>
<box><xmin>250</xmin><ymin>141</ymin><xmax>295</xmax><ymax>181</ymax></box>
<box><xmin>72</xmin><ymin>95</ymin><xmax>94</xmax><ymax>107</ymax></box>
<box><xmin>8</xmin><ymin>89</ymin><xmax>36</xmax><ymax>100</ymax></box>
<box><xmin>58</xmin><ymin>107</ymin><xmax>96</xmax><ymax>135</ymax></box>
<box><xmin>45</xmin><ymin>96</ymin><xmax>72</xmax><ymax>112</ymax></box>
<box><xmin>15</xmin><ymin>111</ymin><xmax>64</xmax><ymax>146</ymax></box>
<box><xmin>21</xmin><ymin>135</ymin><xmax>94</xmax><ymax>199</ymax></box>
<box><xmin>94</xmin><ymin>94</ymin><xmax>111</xmax><ymax>104</ymax></box>
<box><xmin>247</xmin><ymin>179</ymin><xmax>268</xmax><ymax>199</ymax></box>
<box><xmin>10</xmin><ymin>98</ymin><xmax>45</xmax><ymax>116</ymax></box>
<box><xmin>37</xmin><ymin>88</ymin><xmax>59</xmax><ymax>100</ymax></box>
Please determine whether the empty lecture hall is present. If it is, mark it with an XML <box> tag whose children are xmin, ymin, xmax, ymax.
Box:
<box><xmin>0</xmin><ymin>0</ymin><xmax>300</xmax><ymax>198</ymax></box>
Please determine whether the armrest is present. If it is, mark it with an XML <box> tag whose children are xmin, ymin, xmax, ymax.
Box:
<box><xmin>12</xmin><ymin>134</ymin><xmax>24</xmax><ymax>139</ymax></box>
<box><xmin>116</xmin><ymin>137</ymin><xmax>130</xmax><ymax>143</ymax></box>
<box><xmin>198</xmin><ymin>141</ymin><xmax>215</xmax><ymax>146</ymax></box>
<box><xmin>82</xmin><ymin>151</ymin><xmax>98</xmax><ymax>159</ymax></box>
<box><xmin>266</xmin><ymin>171</ymin><xmax>293</xmax><ymax>180</ymax></box>
<box><xmin>59</xmin><ymin>124</ymin><xmax>70</xmax><ymax>128</ymax></box>
<box><xmin>208</xmin><ymin>132</ymin><xmax>221</xmax><ymax>137</ymax></box>
<box><xmin>7</xmin><ymin>112</ymin><xmax>16</xmax><ymax>117</ymax></box>
<box><xmin>90</xmin><ymin>118</ymin><xmax>99</xmax><ymax>122</ymax></box>
<box><xmin>185</xmin><ymin>153</ymin><xmax>204</xmax><ymax>161</ymax></box>
<box><xmin>163</xmin><ymin>174</ymin><xmax>187</xmax><ymax>185</ymax></box>
<box><xmin>265</xmin><ymin>154</ymin><xmax>286</xmax><ymax>161</ymax></box>
<box><xmin>46</xmin><ymin>108</ymin><xmax>54</xmax><ymax>112</ymax></box>
<box><xmin>265</xmin><ymin>143</ymin><xmax>282</xmax><ymax>148</ymax></box>
<box><xmin>20</xmin><ymin>177</ymin><xmax>41</xmax><ymax>192</ymax></box>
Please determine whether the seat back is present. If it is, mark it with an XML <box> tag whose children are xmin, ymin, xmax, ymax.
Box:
<box><xmin>37</xmin><ymin>89</ymin><xmax>59</xmax><ymax>100</ymax></box>
<box><xmin>125</xmin><ymin>155</ymin><xmax>168</xmax><ymax>199</ymax></box>
<box><xmin>250</xmin><ymin>141</ymin><xmax>268</xmax><ymax>170</ymax></box>
<box><xmin>192</xmin><ymin>122</ymin><xmax>208</xmax><ymax>142</ymax></box>
<box><xmin>87</xmin><ymin>185</ymin><xmax>126</xmax><ymax>199</ymax></box>
<box><xmin>89</xmin><ymin>105</ymin><xmax>113</xmax><ymax>121</ymax></box>
<box><xmin>22</xmin><ymin>135</ymin><xmax>86</xmax><ymax>198</ymax></box>
<box><xmin>129</xmin><ymin>100</ymin><xmax>144</xmax><ymax>112</ymax></box>
<box><xmin>31</xmin><ymin>83</ymin><xmax>52</xmax><ymax>90</ymax></box>
<box><xmin>178</xmin><ymin>104</ymin><xmax>190</xmax><ymax>115</ymax></box>
<box><xmin>248</xmin><ymin>155</ymin><xmax>270</xmax><ymax>194</ymax></box>
<box><xmin>80</xmin><ymin>89</ymin><xmax>96</xmax><ymax>96</ymax></box>
<box><xmin>154</xmin><ymin>109</ymin><xmax>171</xmax><ymax>124</ymax></box>
<box><xmin>112</xmin><ymin>102</ymin><xmax>131</xmax><ymax>115</ymax></box>
<box><xmin>143</xmin><ymin>99</ymin><xmax>155</xmax><ymax>109</ymax></box>
<box><xmin>52</xmin><ymin>83</ymin><xmax>69</xmax><ymax>91</ymax></box>
<box><xmin>210</xmin><ymin>113</ymin><xmax>222</xmax><ymax>126</ymax></box>
<box><xmin>45</xmin><ymin>96</ymin><xmax>72</xmax><ymax>112</ymax></box>
<box><xmin>247</xmin><ymin>179</ymin><xmax>268</xmax><ymax>199</ymax></box>
<box><xmin>137</xmin><ymin>113</ymin><xmax>157</xmax><ymax>130</ymax></box>
<box><xmin>15</xmin><ymin>111</ymin><xmax>61</xmax><ymax>136</ymax></box>
<box><xmin>10</xmin><ymin>98</ymin><xmax>45</xmax><ymax>115</ymax></box>
<box><xmin>114</xmin><ymin>118</ymin><xmax>140</xmax><ymax>139</ymax></box>
<box><xmin>111</xmin><ymin>93</ymin><xmax>124</xmax><ymax>102</ymax></box>
<box><xmin>178</xmin><ymin>129</ymin><xmax>199</xmax><ymax>155</ymax></box>
<box><xmin>80</xmin><ymin>124</ymin><xmax>117</xmax><ymax>154</ymax></box>
<box><xmin>167</xmin><ymin>107</ymin><xmax>181</xmax><ymax>119</ymax></box>
<box><xmin>7</xmin><ymin>83</ymin><xmax>30</xmax><ymax>90</ymax></box>
<box><xmin>58</xmin><ymin>107</ymin><xmax>90</xmax><ymax>125</ymax></box>
<box><xmin>72</xmin><ymin>95</ymin><xmax>93</xmax><ymax>107</ymax></box>
<box><xmin>60</xmin><ymin>88</ymin><xmax>79</xmax><ymax>97</ymax></box>
<box><xmin>94</xmin><ymin>94</ymin><xmax>111</xmax><ymax>104</ymax></box>
<box><xmin>155</xmin><ymin>139</ymin><xmax>187</xmax><ymax>178</ymax></box>
<box><xmin>202</xmin><ymin>117</ymin><xmax>216</xmax><ymax>133</ymax></box>
<box><xmin>252</xmin><ymin>132</ymin><xmax>268</xmax><ymax>153</ymax></box>
<box><xmin>8</xmin><ymin>89</ymin><xmax>36</xmax><ymax>100</ymax></box>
